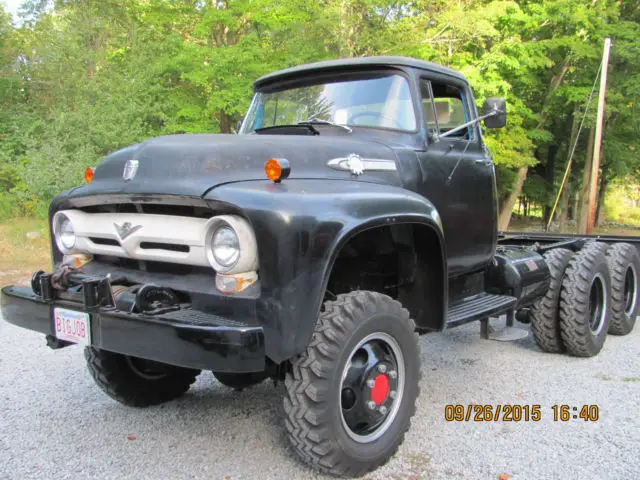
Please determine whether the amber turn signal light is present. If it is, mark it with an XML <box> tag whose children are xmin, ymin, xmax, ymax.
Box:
<box><xmin>215</xmin><ymin>271</ymin><xmax>258</xmax><ymax>294</ymax></box>
<box><xmin>84</xmin><ymin>167</ymin><xmax>95</xmax><ymax>183</ymax></box>
<box><xmin>265</xmin><ymin>158</ymin><xmax>291</xmax><ymax>183</ymax></box>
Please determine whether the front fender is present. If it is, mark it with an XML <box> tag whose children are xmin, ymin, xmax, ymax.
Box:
<box><xmin>206</xmin><ymin>179</ymin><xmax>446</xmax><ymax>362</ymax></box>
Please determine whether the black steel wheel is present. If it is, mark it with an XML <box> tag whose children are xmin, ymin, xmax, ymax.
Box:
<box><xmin>283</xmin><ymin>291</ymin><xmax>420</xmax><ymax>477</ymax></box>
<box><xmin>84</xmin><ymin>347</ymin><xmax>200</xmax><ymax>407</ymax></box>
<box><xmin>212</xmin><ymin>371</ymin><xmax>268</xmax><ymax>391</ymax></box>
<box><xmin>605</xmin><ymin>242</ymin><xmax>640</xmax><ymax>335</ymax></box>
<box><xmin>559</xmin><ymin>246</ymin><xmax>611</xmax><ymax>357</ymax></box>
<box><xmin>530</xmin><ymin>248</ymin><xmax>574</xmax><ymax>353</ymax></box>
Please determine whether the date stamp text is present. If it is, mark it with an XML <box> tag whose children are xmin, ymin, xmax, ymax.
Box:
<box><xmin>444</xmin><ymin>404</ymin><xmax>599</xmax><ymax>422</ymax></box>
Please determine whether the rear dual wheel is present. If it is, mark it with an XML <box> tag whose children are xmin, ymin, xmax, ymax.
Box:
<box><xmin>284</xmin><ymin>291</ymin><xmax>420</xmax><ymax>477</ymax></box>
<box><xmin>530</xmin><ymin>242</ymin><xmax>638</xmax><ymax>357</ymax></box>
<box><xmin>530</xmin><ymin>248</ymin><xmax>574</xmax><ymax>353</ymax></box>
<box><xmin>558</xmin><ymin>244</ymin><xmax>611</xmax><ymax>357</ymax></box>
<box><xmin>605</xmin><ymin>243</ymin><xmax>640</xmax><ymax>335</ymax></box>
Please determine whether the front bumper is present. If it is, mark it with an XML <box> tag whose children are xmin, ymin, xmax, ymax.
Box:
<box><xmin>1</xmin><ymin>284</ymin><xmax>265</xmax><ymax>373</ymax></box>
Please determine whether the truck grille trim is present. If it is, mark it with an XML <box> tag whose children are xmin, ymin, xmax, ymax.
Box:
<box><xmin>139</xmin><ymin>242</ymin><xmax>190</xmax><ymax>253</ymax></box>
<box><xmin>60</xmin><ymin>209</ymin><xmax>213</xmax><ymax>268</ymax></box>
<box><xmin>89</xmin><ymin>237</ymin><xmax>120</xmax><ymax>246</ymax></box>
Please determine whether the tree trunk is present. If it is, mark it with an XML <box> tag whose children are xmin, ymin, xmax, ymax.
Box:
<box><xmin>595</xmin><ymin>169</ymin><xmax>608</xmax><ymax>227</ymax></box>
<box><xmin>558</xmin><ymin>181</ymin><xmax>571</xmax><ymax>232</ymax></box>
<box><xmin>498</xmin><ymin>166</ymin><xmax>528</xmax><ymax>230</ymax></box>
<box><xmin>543</xmin><ymin>145</ymin><xmax>558</xmax><ymax>223</ymax></box>
<box><xmin>498</xmin><ymin>63</ymin><xmax>570</xmax><ymax>230</ymax></box>
<box><xmin>578</xmin><ymin>127</ymin><xmax>596</xmax><ymax>233</ymax></box>
<box><xmin>219</xmin><ymin>110</ymin><xmax>234</xmax><ymax>133</ymax></box>
<box><xmin>572</xmin><ymin>187</ymin><xmax>580</xmax><ymax>222</ymax></box>
<box><xmin>552</xmin><ymin>108</ymin><xmax>579</xmax><ymax>231</ymax></box>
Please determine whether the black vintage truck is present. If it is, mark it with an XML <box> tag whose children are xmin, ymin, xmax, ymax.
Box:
<box><xmin>2</xmin><ymin>56</ymin><xmax>639</xmax><ymax>477</ymax></box>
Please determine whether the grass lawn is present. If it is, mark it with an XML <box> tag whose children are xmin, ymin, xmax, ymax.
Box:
<box><xmin>0</xmin><ymin>218</ymin><xmax>51</xmax><ymax>287</ymax></box>
<box><xmin>508</xmin><ymin>217</ymin><xmax>639</xmax><ymax>237</ymax></box>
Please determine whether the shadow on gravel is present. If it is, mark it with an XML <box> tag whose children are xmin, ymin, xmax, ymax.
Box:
<box><xmin>92</xmin><ymin>377</ymin><xmax>318</xmax><ymax>475</ymax></box>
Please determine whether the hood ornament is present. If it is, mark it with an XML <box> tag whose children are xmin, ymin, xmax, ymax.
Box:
<box><xmin>327</xmin><ymin>154</ymin><xmax>397</xmax><ymax>175</ymax></box>
<box><xmin>114</xmin><ymin>222</ymin><xmax>142</xmax><ymax>240</ymax></box>
<box><xmin>345</xmin><ymin>154</ymin><xmax>364</xmax><ymax>175</ymax></box>
<box><xmin>123</xmin><ymin>159</ymin><xmax>139</xmax><ymax>181</ymax></box>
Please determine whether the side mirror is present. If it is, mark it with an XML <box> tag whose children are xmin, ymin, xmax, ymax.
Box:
<box><xmin>482</xmin><ymin>97</ymin><xmax>506</xmax><ymax>129</ymax></box>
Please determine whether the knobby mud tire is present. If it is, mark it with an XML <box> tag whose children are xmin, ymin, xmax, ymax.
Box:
<box><xmin>530</xmin><ymin>248</ymin><xmax>575</xmax><ymax>353</ymax></box>
<box><xmin>85</xmin><ymin>347</ymin><xmax>199</xmax><ymax>407</ymax></box>
<box><xmin>283</xmin><ymin>291</ymin><xmax>421</xmax><ymax>477</ymax></box>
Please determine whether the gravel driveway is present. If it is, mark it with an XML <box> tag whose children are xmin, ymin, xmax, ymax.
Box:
<box><xmin>1</xmin><ymin>313</ymin><xmax>638</xmax><ymax>480</ymax></box>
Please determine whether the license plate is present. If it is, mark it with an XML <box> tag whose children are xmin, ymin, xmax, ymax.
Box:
<box><xmin>54</xmin><ymin>308</ymin><xmax>91</xmax><ymax>345</ymax></box>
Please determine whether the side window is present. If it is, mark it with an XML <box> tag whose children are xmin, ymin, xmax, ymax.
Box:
<box><xmin>420</xmin><ymin>79</ymin><xmax>472</xmax><ymax>139</ymax></box>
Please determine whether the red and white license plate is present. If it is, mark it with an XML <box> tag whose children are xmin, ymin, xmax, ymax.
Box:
<box><xmin>54</xmin><ymin>308</ymin><xmax>91</xmax><ymax>345</ymax></box>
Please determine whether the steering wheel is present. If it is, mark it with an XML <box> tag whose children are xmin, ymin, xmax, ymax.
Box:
<box><xmin>347</xmin><ymin>111</ymin><xmax>403</xmax><ymax>129</ymax></box>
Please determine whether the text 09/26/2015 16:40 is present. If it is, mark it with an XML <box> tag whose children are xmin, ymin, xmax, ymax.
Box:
<box><xmin>444</xmin><ymin>404</ymin><xmax>600</xmax><ymax>422</ymax></box>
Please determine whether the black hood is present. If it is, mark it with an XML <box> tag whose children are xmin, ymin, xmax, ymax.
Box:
<box><xmin>71</xmin><ymin>134</ymin><xmax>400</xmax><ymax>198</ymax></box>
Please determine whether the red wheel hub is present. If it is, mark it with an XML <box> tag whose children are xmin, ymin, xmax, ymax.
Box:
<box><xmin>371</xmin><ymin>373</ymin><xmax>390</xmax><ymax>405</ymax></box>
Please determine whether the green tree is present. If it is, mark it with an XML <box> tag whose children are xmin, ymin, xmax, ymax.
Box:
<box><xmin>0</xmin><ymin>0</ymin><xmax>638</xmax><ymax>227</ymax></box>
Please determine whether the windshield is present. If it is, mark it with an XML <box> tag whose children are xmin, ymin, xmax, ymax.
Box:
<box><xmin>240</xmin><ymin>73</ymin><xmax>417</xmax><ymax>133</ymax></box>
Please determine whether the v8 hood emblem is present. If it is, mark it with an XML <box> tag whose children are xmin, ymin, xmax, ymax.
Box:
<box><xmin>114</xmin><ymin>222</ymin><xmax>142</xmax><ymax>240</ymax></box>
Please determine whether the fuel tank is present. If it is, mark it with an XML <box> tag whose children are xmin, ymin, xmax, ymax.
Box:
<box><xmin>485</xmin><ymin>247</ymin><xmax>550</xmax><ymax>307</ymax></box>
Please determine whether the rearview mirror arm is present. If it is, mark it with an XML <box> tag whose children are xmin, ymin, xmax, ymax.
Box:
<box><xmin>433</xmin><ymin>107</ymin><xmax>499</xmax><ymax>142</ymax></box>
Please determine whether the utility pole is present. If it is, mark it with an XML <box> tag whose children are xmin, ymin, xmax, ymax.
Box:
<box><xmin>585</xmin><ymin>37</ymin><xmax>611</xmax><ymax>234</ymax></box>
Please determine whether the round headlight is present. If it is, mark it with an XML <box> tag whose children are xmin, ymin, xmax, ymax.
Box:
<box><xmin>55</xmin><ymin>214</ymin><xmax>76</xmax><ymax>252</ymax></box>
<box><xmin>205</xmin><ymin>215</ymin><xmax>258</xmax><ymax>275</ymax></box>
<box><xmin>211</xmin><ymin>226</ymin><xmax>240</xmax><ymax>270</ymax></box>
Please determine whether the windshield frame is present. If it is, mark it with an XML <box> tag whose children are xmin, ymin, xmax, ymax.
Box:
<box><xmin>239</xmin><ymin>68</ymin><xmax>421</xmax><ymax>135</ymax></box>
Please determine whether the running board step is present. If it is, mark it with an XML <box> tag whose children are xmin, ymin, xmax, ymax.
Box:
<box><xmin>446</xmin><ymin>293</ymin><xmax>517</xmax><ymax>328</ymax></box>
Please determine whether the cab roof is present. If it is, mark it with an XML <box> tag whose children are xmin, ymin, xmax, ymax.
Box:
<box><xmin>253</xmin><ymin>56</ymin><xmax>467</xmax><ymax>90</ymax></box>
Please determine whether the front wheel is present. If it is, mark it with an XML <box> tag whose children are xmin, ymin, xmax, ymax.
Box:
<box><xmin>283</xmin><ymin>291</ymin><xmax>421</xmax><ymax>477</ymax></box>
<box><xmin>212</xmin><ymin>371</ymin><xmax>268</xmax><ymax>391</ymax></box>
<box><xmin>84</xmin><ymin>347</ymin><xmax>200</xmax><ymax>407</ymax></box>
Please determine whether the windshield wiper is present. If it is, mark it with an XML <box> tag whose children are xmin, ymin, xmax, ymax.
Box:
<box><xmin>298</xmin><ymin>119</ymin><xmax>352</xmax><ymax>133</ymax></box>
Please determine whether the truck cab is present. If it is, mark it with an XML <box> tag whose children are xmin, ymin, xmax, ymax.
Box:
<box><xmin>243</xmin><ymin>56</ymin><xmax>499</xmax><ymax>276</ymax></box>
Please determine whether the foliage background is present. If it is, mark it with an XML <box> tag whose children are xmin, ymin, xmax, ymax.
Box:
<box><xmin>0</xmin><ymin>0</ymin><xmax>638</xmax><ymax>228</ymax></box>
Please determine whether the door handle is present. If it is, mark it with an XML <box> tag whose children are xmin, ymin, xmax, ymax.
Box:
<box><xmin>475</xmin><ymin>159</ymin><xmax>494</xmax><ymax>166</ymax></box>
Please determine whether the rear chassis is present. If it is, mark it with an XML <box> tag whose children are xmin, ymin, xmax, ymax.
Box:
<box><xmin>499</xmin><ymin>231</ymin><xmax>640</xmax><ymax>253</ymax></box>
<box><xmin>1</xmin><ymin>268</ymin><xmax>265</xmax><ymax>373</ymax></box>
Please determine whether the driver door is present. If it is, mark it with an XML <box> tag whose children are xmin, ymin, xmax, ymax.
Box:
<box><xmin>417</xmin><ymin>77</ymin><xmax>497</xmax><ymax>276</ymax></box>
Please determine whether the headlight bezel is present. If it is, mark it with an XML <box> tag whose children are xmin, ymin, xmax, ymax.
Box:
<box><xmin>205</xmin><ymin>215</ymin><xmax>258</xmax><ymax>274</ymax></box>
<box><xmin>53</xmin><ymin>212</ymin><xmax>77</xmax><ymax>253</ymax></box>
